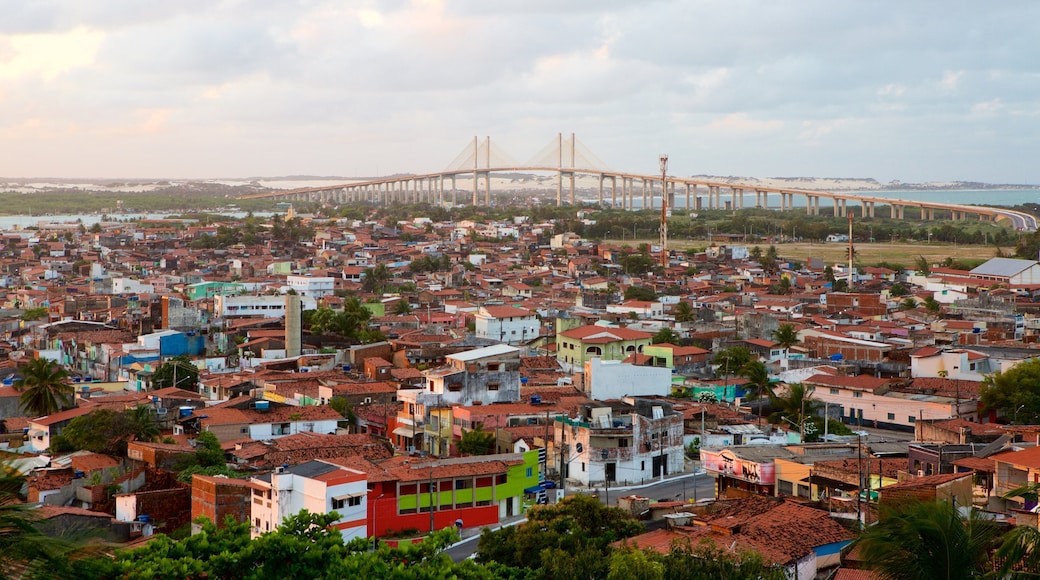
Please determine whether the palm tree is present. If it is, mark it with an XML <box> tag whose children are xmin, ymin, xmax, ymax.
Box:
<box><xmin>899</xmin><ymin>297</ymin><xmax>919</xmax><ymax>311</ymax></box>
<box><xmin>126</xmin><ymin>405</ymin><xmax>160</xmax><ymax>443</ymax></box>
<box><xmin>771</xmin><ymin>323</ymin><xmax>798</xmax><ymax>350</ymax></box>
<box><xmin>673</xmin><ymin>301</ymin><xmax>695</xmax><ymax>323</ymax></box>
<box><xmin>767</xmin><ymin>383</ymin><xmax>816</xmax><ymax>429</ymax></box>
<box><xmin>14</xmin><ymin>358</ymin><xmax>72</xmax><ymax>418</ymax></box>
<box><xmin>739</xmin><ymin>361</ymin><xmax>773</xmax><ymax>425</ymax></box>
<box><xmin>852</xmin><ymin>500</ymin><xmax>998</xmax><ymax>580</ymax></box>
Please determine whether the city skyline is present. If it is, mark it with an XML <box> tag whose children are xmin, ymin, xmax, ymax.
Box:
<box><xmin>2</xmin><ymin>1</ymin><xmax>1038</xmax><ymax>184</ymax></box>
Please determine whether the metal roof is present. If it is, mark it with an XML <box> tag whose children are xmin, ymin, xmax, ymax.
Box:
<box><xmin>447</xmin><ymin>344</ymin><xmax>519</xmax><ymax>362</ymax></box>
<box><xmin>969</xmin><ymin>257</ymin><xmax>1038</xmax><ymax>278</ymax></box>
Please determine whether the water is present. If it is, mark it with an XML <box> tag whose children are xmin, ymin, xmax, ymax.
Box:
<box><xmin>619</xmin><ymin>189</ymin><xmax>1040</xmax><ymax>210</ymax></box>
<box><xmin>0</xmin><ymin>211</ymin><xmax>275</xmax><ymax>230</ymax></box>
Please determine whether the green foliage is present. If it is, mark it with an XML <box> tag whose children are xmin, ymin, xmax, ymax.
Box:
<box><xmin>194</xmin><ymin>431</ymin><xmax>227</xmax><ymax>467</ymax></box>
<box><xmin>393</xmin><ymin>300</ymin><xmax>413</xmax><ymax>315</ymax></box>
<box><xmin>477</xmin><ymin>495</ymin><xmax>643</xmax><ymax>579</ymax></box>
<box><xmin>651</xmin><ymin>327</ymin><xmax>682</xmax><ymax>345</ymax></box>
<box><xmin>914</xmin><ymin>255</ymin><xmax>931</xmax><ymax>275</ymax></box>
<box><xmin>712</xmin><ymin>347</ymin><xmax>752</xmax><ymax>377</ymax></box>
<box><xmin>650</xmin><ymin>538</ymin><xmax>787</xmax><ymax>580</ymax></box>
<box><xmin>853</xmin><ymin>500</ymin><xmax>998</xmax><ymax>580</ymax></box>
<box><xmin>981</xmin><ymin>357</ymin><xmax>1040</xmax><ymax>424</ymax></box>
<box><xmin>458</xmin><ymin>424</ymin><xmax>496</xmax><ymax>456</ymax></box>
<box><xmin>152</xmin><ymin>355</ymin><xmax>199</xmax><ymax>391</ymax></box>
<box><xmin>58</xmin><ymin>406</ymin><xmax>160</xmax><ymax>456</ymax></box>
<box><xmin>767</xmin><ymin>383</ymin><xmax>817</xmax><ymax>432</ymax></box>
<box><xmin>673</xmin><ymin>301</ymin><xmax>695</xmax><ymax>323</ymax></box>
<box><xmin>19</xmin><ymin>307</ymin><xmax>48</xmax><ymax>321</ymax></box>
<box><xmin>362</xmin><ymin>264</ymin><xmax>393</xmax><ymax>293</ymax></box>
<box><xmin>84</xmin><ymin>511</ymin><xmax>494</xmax><ymax>579</ymax></box>
<box><xmin>890</xmin><ymin>282</ymin><xmax>910</xmax><ymax>297</ymax></box>
<box><xmin>176</xmin><ymin>464</ymin><xmax>243</xmax><ymax>484</ymax></box>
<box><xmin>623</xmin><ymin>285</ymin><xmax>657</xmax><ymax>301</ymax></box>
<box><xmin>304</xmin><ymin>299</ymin><xmax>374</xmax><ymax>342</ymax></box>
<box><xmin>771</xmin><ymin>323</ymin><xmax>798</xmax><ymax>349</ymax></box>
<box><xmin>14</xmin><ymin>358</ymin><xmax>73</xmax><ymax>417</ymax></box>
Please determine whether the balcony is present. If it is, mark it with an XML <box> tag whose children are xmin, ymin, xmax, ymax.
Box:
<box><xmin>589</xmin><ymin>447</ymin><xmax>634</xmax><ymax>461</ymax></box>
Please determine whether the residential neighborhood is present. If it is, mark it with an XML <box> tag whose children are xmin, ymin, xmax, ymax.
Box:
<box><xmin>4</xmin><ymin>206</ymin><xmax>1040</xmax><ymax>578</ymax></box>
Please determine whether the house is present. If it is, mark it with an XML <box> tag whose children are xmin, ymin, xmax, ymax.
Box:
<box><xmin>605</xmin><ymin>300</ymin><xmax>664</xmax><ymax>319</ymax></box>
<box><xmin>554</xmin><ymin>399</ymin><xmax>684</xmax><ymax>486</ymax></box>
<box><xmin>26</xmin><ymin>406</ymin><xmax>95</xmax><ymax>452</ymax></box>
<box><xmin>641</xmin><ymin>343</ymin><xmax>710</xmax><ymax>373</ymax></box>
<box><xmin>555</xmin><ymin>324</ymin><xmax>654</xmax><ymax>369</ymax></box>
<box><xmin>249</xmin><ymin>460</ymin><xmax>368</xmax><ymax>541</ymax></box>
<box><xmin>357</xmin><ymin>450</ymin><xmax>542</xmax><ymax>538</ymax></box>
<box><xmin>474</xmin><ymin>305</ymin><xmax>540</xmax><ymax>345</ymax></box>
<box><xmin>803</xmin><ymin>374</ymin><xmax>972</xmax><ymax>430</ymax></box>
<box><xmin>582</xmin><ymin>358</ymin><xmax>671</xmax><ymax>400</ymax></box>
<box><xmin>620</xmin><ymin>496</ymin><xmax>854</xmax><ymax>579</ymax></box>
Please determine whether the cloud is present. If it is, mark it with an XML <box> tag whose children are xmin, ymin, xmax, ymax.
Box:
<box><xmin>0</xmin><ymin>26</ymin><xmax>104</xmax><ymax>81</ymax></box>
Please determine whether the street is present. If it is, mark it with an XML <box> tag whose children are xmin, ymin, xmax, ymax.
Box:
<box><xmin>444</xmin><ymin>469</ymin><xmax>713</xmax><ymax>562</ymax></box>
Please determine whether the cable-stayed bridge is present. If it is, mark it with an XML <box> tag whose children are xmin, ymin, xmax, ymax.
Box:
<box><xmin>238</xmin><ymin>134</ymin><xmax>1037</xmax><ymax>231</ymax></box>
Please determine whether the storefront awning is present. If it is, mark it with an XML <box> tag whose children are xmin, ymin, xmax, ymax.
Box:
<box><xmin>391</xmin><ymin>427</ymin><xmax>418</xmax><ymax>438</ymax></box>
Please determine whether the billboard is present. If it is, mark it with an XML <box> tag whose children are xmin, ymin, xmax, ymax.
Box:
<box><xmin>701</xmin><ymin>449</ymin><xmax>775</xmax><ymax>485</ymax></box>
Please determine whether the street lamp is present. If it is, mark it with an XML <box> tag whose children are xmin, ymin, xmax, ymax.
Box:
<box><xmin>1015</xmin><ymin>404</ymin><xmax>1026</xmax><ymax>424</ymax></box>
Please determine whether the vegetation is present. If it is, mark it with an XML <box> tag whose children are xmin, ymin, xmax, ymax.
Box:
<box><xmin>771</xmin><ymin>323</ymin><xmax>798</xmax><ymax>350</ymax></box>
<box><xmin>712</xmin><ymin>347</ymin><xmax>752</xmax><ymax>378</ymax></box>
<box><xmin>151</xmin><ymin>355</ymin><xmax>200</xmax><ymax>391</ymax></box>
<box><xmin>77</xmin><ymin>510</ymin><xmax>495</xmax><ymax>579</ymax></box>
<box><xmin>14</xmin><ymin>358</ymin><xmax>73</xmax><ymax>417</ymax></box>
<box><xmin>477</xmin><ymin>495</ymin><xmax>644</xmax><ymax>579</ymax></box>
<box><xmin>852</xmin><ymin>500</ymin><xmax>1002</xmax><ymax>580</ymax></box>
<box><xmin>673</xmin><ymin>301</ymin><xmax>695</xmax><ymax>323</ymax></box>
<box><xmin>304</xmin><ymin>299</ymin><xmax>383</xmax><ymax>343</ymax></box>
<box><xmin>458</xmin><ymin>424</ymin><xmax>496</xmax><ymax>456</ymax></box>
<box><xmin>651</xmin><ymin>327</ymin><xmax>682</xmax><ymax>345</ymax></box>
<box><xmin>980</xmin><ymin>357</ymin><xmax>1040</xmax><ymax>424</ymax></box>
<box><xmin>623</xmin><ymin>285</ymin><xmax>657</xmax><ymax>301</ymax></box>
<box><xmin>51</xmin><ymin>406</ymin><xmax>160</xmax><ymax>456</ymax></box>
<box><xmin>19</xmin><ymin>307</ymin><xmax>49</xmax><ymax>321</ymax></box>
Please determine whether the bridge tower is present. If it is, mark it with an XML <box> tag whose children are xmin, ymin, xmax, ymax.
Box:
<box><xmin>659</xmin><ymin>155</ymin><xmax>669</xmax><ymax>267</ymax></box>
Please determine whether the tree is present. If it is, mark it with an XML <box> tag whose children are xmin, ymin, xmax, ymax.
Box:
<box><xmin>890</xmin><ymin>282</ymin><xmax>910</xmax><ymax>297</ymax></box>
<box><xmin>651</xmin><ymin>327</ymin><xmax>682</xmax><ymax>345</ymax></box>
<box><xmin>623</xmin><ymin>285</ymin><xmax>657</xmax><ymax>302</ymax></box>
<box><xmin>713</xmin><ymin>347</ymin><xmax>752</xmax><ymax>379</ymax></box>
<box><xmin>771</xmin><ymin>323</ymin><xmax>798</xmax><ymax>350</ymax></box>
<box><xmin>923</xmin><ymin>296</ymin><xmax>941</xmax><ymax>314</ymax></box>
<box><xmin>362</xmin><ymin>264</ymin><xmax>392</xmax><ymax>293</ymax></box>
<box><xmin>767</xmin><ymin>383</ymin><xmax>817</xmax><ymax>433</ymax></box>
<box><xmin>914</xmin><ymin>255</ymin><xmax>931</xmax><ymax>276</ymax></box>
<box><xmin>89</xmin><ymin>222</ymin><xmax>103</xmax><ymax>234</ymax></box>
<box><xmin>14</xmin><ymin>358</ymin><xmax>72</xmax><ymax>417</ymax></box>
<box><xmin>151</xmin><ymin>355</ymin><xmax>199</xmax><ymax>391</ymax></box>
<box><xmin>393</xmin><ymin>300</ymin><xmax>413</xmax><ymax>315</ymax></box>
<box><xmin>0</xmin><ymin>464</ymin><xmax>87</xmax><ymax>577</ymax></box>
<box><xmin>54</xmin><ymin>406</ymin><xmax>161</xmax><ymax>456</ymax></box>
<box><xmin>477</xmin><ymin>494</ymin><xmax>643</xmax><ymax>579</ymax></box>
<box><xmin>458</xmin><ymin>424</ymin><xmax>496</xmax><ymax>456</ymax></box>
<box><xmin>899</xmin><ymin>297</ymin><xmax>919</xmax><ymax>311</ymax></box>
<box><xmin>649</xmin><ymin>538</ymin><xmax>786</xmax><ymax>580</ymax></box>
<box><xmin>981</xmin><ymin>357</ymin><xmax>1040</xmax><ymax>424</ymax></box>
<box><xmin>673</xmin><ymin>301</ymin><xmax>695</xmax><ymax>323</ymax></box>
<box><xmin>19</xmin><ymin>307</ymin><xmax>48</xmax><ymax>321</ymax></box>
<box><xmin>852</xmin><ymin>500</ymin><xmax>998</xmax><ymax>580</ymax></box>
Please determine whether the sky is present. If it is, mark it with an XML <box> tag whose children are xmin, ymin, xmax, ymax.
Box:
<box><xmin>1</xmin><ymin>1</ymin><xmax>1038</xmax><ymax>184</ymax></box>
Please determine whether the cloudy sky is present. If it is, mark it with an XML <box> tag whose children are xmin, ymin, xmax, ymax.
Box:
<box><xmin>1</xmin><ymin>1</ymin><xmax>1038</xmax><ymax>184</ymax></box>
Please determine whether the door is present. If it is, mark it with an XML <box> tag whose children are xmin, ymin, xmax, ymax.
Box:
<box><xmin>605</xmin><ymin>463</ymin><xmax>616</xmax><ymax>483</ymax></box>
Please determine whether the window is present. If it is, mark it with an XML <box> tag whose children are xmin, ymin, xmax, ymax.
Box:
<box><xmin>581</xmin><ymin>462</ymin><xmax>585</xmax><ymax>472</ymax></box>
<box><xmin>240</xmin><ymin>427</ymin><xmax>248</xmax><ymax>434</ymax></box>
<box><xmin>332</xmin><ymin>497</ymin><xmax>346</xmax><ymax>510</ymax></box>
<box><xmin>455</xmin><ymin>479</ymin><xmax>471</xmax><ymax>490</ymax></box>
<box><xmin>525</xmin><ymin>467</ymin><xmax>533</xmax><ymax>478</ymax></box>
<box><xmin>448</xmin><ymin>382</ymin><xmax>462</xmax><ymax>392</ymax></box>
<box><xmin>348</xmin><ymin>496</ymin><xmax>362</xmax><ymax>507</ymax></box>
<box><xmin>887</xmin><ymin>413</ymin><xmax>895</xmax><ymax>421</ymax></box>
<box><xmin>488</xmin><ymin>382</ymin><xmax>499</xmax><ymax>391</ymax></box>
<box><xmin>969</xmin><ymin>363</ymin><xmax>977</xmax><ymax>371</ymax></box>
<box><xmin>830</xmin><ymin>388</ymin><xmax>839</xmax><ymax>395</ymax></box>
<box><xmin>853</xmin><ymin>391</ymin><xmax>863</xmax><ymax>398</ymax></box>
<box><xmin>495</xmin><ymin>474</ymin><xmax>507</xmax><ymax>485</ymax></box>
<box><xmin>909</xmin><ymin>416</ymin><xmax>916</xmax><ymax>423</ymax></box>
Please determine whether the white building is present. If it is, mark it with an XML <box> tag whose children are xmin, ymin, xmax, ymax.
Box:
<box><xmin>250</xmin><ymin>460</ymin><xmax>367</xmax><ymax>541</ymax></box>
<box><xmin>555</xmin><ymin>400</ymin><xmax>684</xmax><ymax>487</ymax></box>
<box><xmin>214</xmin><ymin>294</ymin><xmax>317</xmax><ymax>318</ymax></box>
<box><xmin>969</xmin><ymin>258</ymin><xmax>1040</xmax><ymax>286</ymax></box>
<box><xmin>474</xmin><ymin>306</ymin><xmax>540</xmax><ymax>345</ymax></box>
<box><xmin>583</xmin><ymin>358</ymin><xmax>671</xmax><ymax>401</ymax></box>
<box><xmin>286</xmin><ymin>275</ymin><xmax>335</xmax><ymax>298</ymax></box>
<box><xmin>605</xmin><ymin>300</ymin><xmax>665</xmax><ymax>319</ymax></box>
<box><xmin>909</xmin><ymin>347</ymin><xmax>1024</xmax><ymax>381</ymax></box>
<box><xmin>111</xmin><ymin>278</ymin><xmax>155</xmax><ymax>295</ymax></box>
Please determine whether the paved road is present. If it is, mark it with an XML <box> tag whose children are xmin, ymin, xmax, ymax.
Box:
<box><xmin>444</xmin><ymin>470</ymin><xmax>714</xmax><ymax>562</ymax></box>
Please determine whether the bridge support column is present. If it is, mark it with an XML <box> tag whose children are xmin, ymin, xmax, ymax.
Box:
<box><xmin>715</xmin><ymin>186</ymin><xmax>722</xmax><ymax>210</ymax></box>
<box><xmin>686</xmin><ymin>183</ymin><xmax>692</xmax><ymax>211</ymax></box>
<box><xmin>806</xmin><ymin>196</ymin><xmax>813</xmax><ymax>215</ymax></box>
<box><xmin>668</xmin><ymin>181</ymin><xmax>675</xmax><ymax>211</ymax></box>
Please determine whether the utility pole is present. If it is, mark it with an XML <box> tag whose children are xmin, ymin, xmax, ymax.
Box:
<box><xmin>429</xmin><ymin>465</ymin><xmax>436</xmax><ymax>533</ymax></box>
<box><xmin>848</xmin><ymin>212</ymin><xmax>854</xmax><ymax>290</ymax></box>
<box><xmin>659</xmin><ymin>155</ymin><xmax>669</xmax><ymax>268</ymax></box>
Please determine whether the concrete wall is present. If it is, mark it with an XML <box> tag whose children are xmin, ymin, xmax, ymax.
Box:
<box><xmin>585</xmin><ymin>358</ymin><xmax>671</xmax><ymax>401</ymax></box>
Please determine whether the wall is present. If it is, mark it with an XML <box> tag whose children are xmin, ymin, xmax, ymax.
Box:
<box><xmin>191</xmin><ymin>475</ymin><xmax>252</xmax><ymax>529</ymax></box>
<box><xmin>585</xmin><ymin>358</ymin><xmax>670</xmax><ymax>400</ymax></box>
